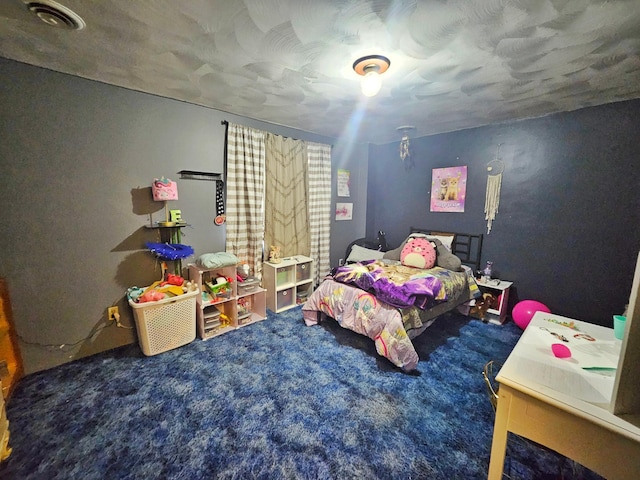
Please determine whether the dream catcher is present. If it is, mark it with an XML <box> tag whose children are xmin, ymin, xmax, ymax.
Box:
<box><xmin>485</xmin><ymin>144</ymin><xmax>505</xmax><ymax>234</ymax></box>
<box><xmin>397</xmin><ymin>125</ymin><xmax>416</xmax><ymax>170</ymax></box>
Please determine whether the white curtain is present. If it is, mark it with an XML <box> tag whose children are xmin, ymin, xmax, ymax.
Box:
<box><xmin>307</xmin><ymin>142</ymin><xmax>332</xmax><ymax>285</ymax></box>
<box><xmin>225</xmin><ymin>123</ymin><xmax>266</xmax><ymax>279</ymax></box>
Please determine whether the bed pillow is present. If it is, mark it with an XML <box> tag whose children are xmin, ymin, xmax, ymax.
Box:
<box><xmin>384</xmin><ymin>235</ymin><xmax>463</xmax><ymax>271</ymax></box>
<box><xmin>427</xmin><ymin>234</ymin><xmax>454</xmax><ymax>251</ymax></box>
<box><xmin>405</xmin><ymin>232</ymin><xmax>455</xmax><ymax>251</ymax></box>
<box><xmin>346</xmin><ymin>244</ymin><xmax>385</xmax><ymax>263</ymax></box>
<box><xmin>431</xmin><ymin>239</ymin><xmax>463</xmax><ymax>271</ymax></box>
<box><xmin>382</xmin><ymin>245</ymin><xmax>402</xmax><ymax>261</ymax></box>
<box><xmin>383</xmin><ymin>234</ymin><xmax>428</xmax><ymax>262</ymax></box>
<box><xmin>400</xmin><ymin>237</ymin><xmax>436</xmax><ymax>269</ymax></box>
<box><xmin>382</xmin><ymin>233</ymin><xmax>435</xmax><ymax>261</ymax></box>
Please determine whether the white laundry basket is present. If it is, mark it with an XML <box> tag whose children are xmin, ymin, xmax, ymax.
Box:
<box><xmin>128</xmin><ymin>289</ymin><xmax>197</xmax><ymax>356</ymax></box>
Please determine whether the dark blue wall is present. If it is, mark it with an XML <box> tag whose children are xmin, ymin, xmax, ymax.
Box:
<box><xmin>367</xmin><ymin>100</ymin><xmax>640</xmax><ymax>325</ymax></box>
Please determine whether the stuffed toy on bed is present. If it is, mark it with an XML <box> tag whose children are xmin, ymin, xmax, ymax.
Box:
<box><xmin>385</xmin><ymin>235</ymin><xmax>463</xmax><ymax>271</ymax></box>
<box><xmin>400</xmin><ymin>237</ymin><xmax>436</xmax><ymax>269</ymax></box>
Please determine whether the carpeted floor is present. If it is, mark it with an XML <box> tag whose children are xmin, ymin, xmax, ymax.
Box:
<box><xmin>1</xmin><ymin>308</ymin><xmax>603</xmax><ymax>479</ymax></box>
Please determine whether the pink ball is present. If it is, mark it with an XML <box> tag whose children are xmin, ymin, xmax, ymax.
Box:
<box><xmin>512</xmin><ymin>300</ymin><xmax>551</xmax><ymax>329</ymax></box>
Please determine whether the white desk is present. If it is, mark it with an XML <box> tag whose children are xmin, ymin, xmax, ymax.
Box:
<box><xmin>488</xmin><ymin>312</ymin><xmax>640</xmax><ymax>479</ymax></box>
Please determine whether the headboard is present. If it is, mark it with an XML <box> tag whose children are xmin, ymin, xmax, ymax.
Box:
<box><xmin>410</xmin><ymin>227</ymin><xmax>484</xmax><ymax>272</ymax></box>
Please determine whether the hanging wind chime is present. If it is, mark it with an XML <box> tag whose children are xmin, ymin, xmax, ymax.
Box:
<box><xmin>485</xmin><ymin>144</ymin><xmax>505</xmax><ymax>234</ymax></box>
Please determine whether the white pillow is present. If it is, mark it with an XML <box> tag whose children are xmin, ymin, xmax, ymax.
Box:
<box><xmin>346</xmin><ymin>244</ymin><xmax>385</xmax><ymax>263</ymax></box>
<box><xmin>427</xmin><ymin>235</ymin><xmax>454</xmax><ymax>251</ymax></box>
<box><xmin>406</xmin><ymin>233</ymin><xmax>454</xmax><ymax>251</ymax></box>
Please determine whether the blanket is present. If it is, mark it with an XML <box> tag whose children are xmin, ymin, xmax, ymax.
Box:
<box><xmin>302</xmin><ymin>263</ymin><xmax>477</xmax><ymax>371</ymax></box>
<box><xmin>331</xmin><ymin>260</ymin><xmax>449</xmax><ymax>309</ymax></box>
<box><xmin>302</xmin><ymin>279</ymin><xmax>420</xmax><ymax>370</ymax></box>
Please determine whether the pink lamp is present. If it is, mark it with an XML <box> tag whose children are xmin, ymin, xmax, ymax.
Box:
<box><xmin>152</xmin><ymin>177</ymin><xmax>179</xmax><ymax>226</ymax></box>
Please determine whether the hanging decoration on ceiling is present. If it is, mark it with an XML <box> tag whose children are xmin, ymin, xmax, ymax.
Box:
<box><xmin>485</xmin><ymin>144</ymin><xmax>505</xmax><ymax>234</ymax></box>
<box><xmin>397</xmin><ymin>125</ymin><xmax>416</xmax><ymax>169</ymax></box>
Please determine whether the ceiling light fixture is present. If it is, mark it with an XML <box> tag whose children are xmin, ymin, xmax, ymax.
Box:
<box><xmin>25</xmin><ymin>0</ymin><xmax>86</xmax><ymax>30</ymax></box>
<box><xmin>353</xmin><ymin>55</ymin><xmax>390</xmax><ymax>97</ymax></box>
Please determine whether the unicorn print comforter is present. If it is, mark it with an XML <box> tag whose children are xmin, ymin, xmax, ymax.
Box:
<box><xmin>302</xmin><ymin>262</ymin><xmax>476</xmax><ymax>371</ymax></box>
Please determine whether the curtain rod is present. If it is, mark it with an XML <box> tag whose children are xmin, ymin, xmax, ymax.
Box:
<box><xmin>221</xmin><ymin>119</ymin><xmax>295</xmax><ymax>140</ymax></box>
<box><xmin>220</xmin><ymin>119</ymin><xmax>334</xmax><ymax>147</ymax></box>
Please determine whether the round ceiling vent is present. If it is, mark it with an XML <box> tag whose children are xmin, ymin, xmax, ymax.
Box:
<box><xmin>25</xmin><ymin>1</ymin><xmax>85</xmax><ymax>30</ymax></box>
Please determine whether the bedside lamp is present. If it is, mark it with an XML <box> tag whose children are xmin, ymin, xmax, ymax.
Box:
<box><xmin>152</xmin><ymin>177</ymin><xmax>179</xmax><ymax>226</ymax></box>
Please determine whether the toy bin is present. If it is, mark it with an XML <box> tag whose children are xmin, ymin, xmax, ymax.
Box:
<box><xmin>237</xmin><ymin>277</ymin><xmax>259</xmax><ymax>295</ymax></box>
<box><xmin>128</xmin><ymin>289</ymin><xmax>198</xmax><ymax>356</ymax></box>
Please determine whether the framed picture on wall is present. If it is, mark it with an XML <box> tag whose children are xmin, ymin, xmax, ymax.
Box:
<box><xmin>335</xmin><ymin>203</ymin><xmax>353</xmax><ymax>221</ymax></box>
<box><xmin>337</xmin><ymin>169</ymin><xmax>350</xmax><ymax>197</ymax></box>
<box><xmin>430</xmin><ymin>166</ymin><xmax>467</xmax><ymax>212</ymax></box>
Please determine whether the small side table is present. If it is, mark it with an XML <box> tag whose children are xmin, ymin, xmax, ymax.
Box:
<box><xmin>475</xmin><ymin>278</ymin><xmax>513</xmax><ymax>325</ymax></box>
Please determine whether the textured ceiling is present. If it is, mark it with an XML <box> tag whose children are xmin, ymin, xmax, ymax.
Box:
<box><xmin>1</xmin><ymin>0</ymin><xmax>640</xmax><ymax>144</ymax></box>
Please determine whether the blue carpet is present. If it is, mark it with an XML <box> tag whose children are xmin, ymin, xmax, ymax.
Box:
<box><xmin>2</xmin><ymin>308</ymin><xmax>603</xmax><ymax>479</ymax></box>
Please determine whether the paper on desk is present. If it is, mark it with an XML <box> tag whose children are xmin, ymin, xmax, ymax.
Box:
<box><xmin>514</xmin><ymin>325</ymin><xmax>620</xmax><ymax>404</ymax></box>
<box><xmin>513</xmin><ymin>356</ymin><xmax>615</xmax><ymax>405</ymax></box>
<box><xmin>529</xmin><ymin>325</ymin><xmax>619</xmax><ymax>368</ymax></box>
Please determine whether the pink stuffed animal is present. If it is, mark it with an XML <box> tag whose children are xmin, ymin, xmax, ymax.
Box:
<box><xmin>400</xmin><ymin>237</ymin><xmax>436</xmax><ymax>269</ymax></box>
<box><xmin>139</xmin><ymin>290</ymin><xmax>165</xmax><ymax>303</ymax></box>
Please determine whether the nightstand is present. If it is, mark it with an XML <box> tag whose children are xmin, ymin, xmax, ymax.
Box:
<box><xmin>475</xmin><ymin>278</ymin><xmax>513</xmax><ymax>325</ymax></box>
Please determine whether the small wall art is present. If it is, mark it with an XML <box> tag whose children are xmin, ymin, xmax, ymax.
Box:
<box><xmin>430</xmin><ymin>166</ymin><xmax>467</xmax><ymax>212</ymax></box>
<box><xmin>335</xmin><ymin>202</ymin><xmax>353</xmax><ymax>221</ymax></box>
<box><xmin>337</xmin><ymin>169</ymin><xmax>350</xmax><ymax>197</ymax></box>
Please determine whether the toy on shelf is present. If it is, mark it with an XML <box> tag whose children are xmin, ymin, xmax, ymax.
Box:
<box><xmin>269</xmin><ymin>245</ymin><xmax>282</xmax><ymax>263</ymax></box>
<box><xmin>203</xmin><ymin>276</ymin><xmax>233</xmax><ymax>303</ymax></box>
<box><xmin>238</xmin><ymin>297</ymin><xmax>251</xmax><ymax>315</ymax></box>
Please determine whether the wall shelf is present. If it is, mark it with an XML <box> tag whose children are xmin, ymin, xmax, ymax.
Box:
<box><xmin>177</xmin><ymin>170</ymin><xmax>221</xmax><ymax>181</ymax></box>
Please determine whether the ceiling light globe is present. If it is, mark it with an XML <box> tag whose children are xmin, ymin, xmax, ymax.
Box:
<box><xmin>361</xmin><ymin>71</ymin><xmax>382</xmax><ymax>97</ymax></box>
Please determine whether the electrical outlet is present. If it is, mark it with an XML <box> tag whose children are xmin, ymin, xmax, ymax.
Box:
<box><xmin>108</xmin><ymin>306</ymin><xmax>119</xmax><ymax>321</ymax></box>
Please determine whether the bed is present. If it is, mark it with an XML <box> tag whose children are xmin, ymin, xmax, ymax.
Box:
<box><xmin>302</xmin><ymin>228</ymin><xmax>484</xmax><ymax>371</ymax></box>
